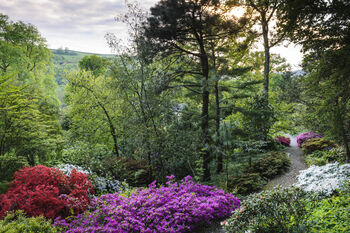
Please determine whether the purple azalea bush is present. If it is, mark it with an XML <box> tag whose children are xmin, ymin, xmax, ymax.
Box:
<box><xmin>296</xmin><ymin>132</ymin><xmax>322</xmax><ymax>147</ymax></box>
<box><xmin>54</xmin><ymin>175</ymin><xmax>240</xmax><ymax>233</ymax></box>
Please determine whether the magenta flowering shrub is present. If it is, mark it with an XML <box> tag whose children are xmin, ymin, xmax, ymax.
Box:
<box><xmin>275</xmin><ymin>136</ymin><xmax>291</xmax><ymax>146</ymax></box>
<box><xmin>296</xmin><ymin>132</ymin><xmax>322</xmax><ymax>147</ymax></box>
<box><xmin>54</xmin><ymin>175</ymin><xmax>240</xmax><ymax>233</ymax></box>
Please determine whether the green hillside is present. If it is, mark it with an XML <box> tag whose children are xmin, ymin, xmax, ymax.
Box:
<box><xmin>50</xmin><ymin>49</ymin><xmax>114</xmax><ymax>102</ymax></box>
<box><xmin>50</xmin><ymin>48</ymin><xmax>114</xmax><ymax>85</ymax></box>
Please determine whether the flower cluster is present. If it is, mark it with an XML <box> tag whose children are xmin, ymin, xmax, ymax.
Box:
<box><xmin>274</xmin><ymin>135</ymin><xmax>291</xmax><ymax>146</ymax></box>
<box><xmin>54</xmin><ymin>175</ymin><xmax>240</xmax><ymax>233</ymax></box>
<box><xmin>0</xmin><ymin>165</ymin><xmax>94</xmax><ymax>219</ymax></box>
<box><xmin>56</xmin><ymin>164</ymin><xmax>91</xmax><ymax>176</ymax></box>
<box><xmin>296</xmin><ymin>132</ymin><xmax>322</xmax><ymax>147</ymax></box>
<box><xmin>57</xmin><ymin>163</ymin><xmax>122</xmax><ymax>194</ymax></box>
<box><xmin>295</xmin><ymin>162</ymin><xmax>350</xmax><ymax>196</ymax></box>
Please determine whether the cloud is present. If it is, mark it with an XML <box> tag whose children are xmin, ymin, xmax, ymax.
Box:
<box><xmin>0</xmin><ymin>0</ymin><xmax>158</xmax><ymax>54</ymax></box>
<box><xmin>0</xmin><ymin>0</ymin><xmax>302</xmax><ymax>67</ymax></box>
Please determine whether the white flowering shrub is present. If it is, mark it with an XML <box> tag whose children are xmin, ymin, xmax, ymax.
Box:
<box><xmin>56</xmin><ymin>163</ymin><xmax>123</xmax><ymax>194</ymax></box>
<box><xmin>295</xmin><ymin>162</ymin><xmax>350</xmax><ymax>196</ymax></box>
<box><xmin>56</xmin><ymin>164</ymin><xmax>91</xmax><ymax>176</ymax></box>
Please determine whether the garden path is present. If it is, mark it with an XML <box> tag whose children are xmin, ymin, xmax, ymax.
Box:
<box><xmin>199</xmin><ymin>135</ymin><xmax>308</xmax><ymax>233</ymax></box>
<box><xmin>264</xmin><ymin>135</ymin><xmax>307</xmax><ymax>189</ymax></box>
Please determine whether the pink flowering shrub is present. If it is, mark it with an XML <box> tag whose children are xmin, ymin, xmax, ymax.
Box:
<box><xmin>275</xmin><ymin>136</ymin><xmax>291</xmax><ymax>146</ymax></box>
<box><xmin>54</xmin><ymin>175</ymin><xmax>240</xmax><ymax>233</ymax></box>
<box><xmin>296</xmin><ymin>132</ymin><xmax>322</xmax><ymax>147</ymax></box>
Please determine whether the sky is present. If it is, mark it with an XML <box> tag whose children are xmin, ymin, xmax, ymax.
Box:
<box><xmin>0</xmin><ymin>0</ymin><xmax>303</xmax><ymax>69</ymax></box>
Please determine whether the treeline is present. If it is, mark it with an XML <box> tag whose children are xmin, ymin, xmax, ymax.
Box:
<box><xmin>0</xmin><ymin>0</ymin><xmax>349</xmax><ymax>188</ymax></box>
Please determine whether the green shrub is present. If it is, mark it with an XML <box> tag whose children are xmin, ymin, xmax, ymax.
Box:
<box><xmin>227</xmin><ymin>152</ymin><xmax>290</xmax><ymax>195</ymax></box>
<box><xmin>0</xmin><ymin>151</ymin><xmax>28</xmax><ymax>182</ymax></box>
<box><xmin>306</xmin><ymin>147</ymin><xmax>347</xmax><ymax>166</ymax></box>
<box><xmin>302</xmin><ymin>138</ymin><xmax>337</xmax><ymax>155</ymax></box>
<box><xmin>228</xmin><ymin>172</ymin><xmax>266</xmax><ymax>195</ymax></box>
<box><xmin>0</xmin><ymin>210</ymin><xmax>60</xmax><ymax>233</ymax></box>
<box><xmin>114</xmin><ymin>157</ymin><xmax>150</xmax><ymax>187</ymax></box>
<box><xmin>0</xmin><ymin>181</ymin><xmax>9</xmax><ymax>194</ymax></box>
<box><xmin>308</xmin><ymin>183</ymin><xmax>350</xmax><ymax>232</ymax></box>
<box><xmin>249</xmin><ymin>151</ymin><xmax>290</xmax><ymax>178</ymax></box>
<box><xmin>224</xmin><ymin>187</ymin><xmax>313</xmax><ymax>233</ymax></box>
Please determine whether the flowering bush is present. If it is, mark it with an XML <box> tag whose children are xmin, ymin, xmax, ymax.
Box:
<box><xmin>296</xmin><ymin>132</ymin><xmax>322</xmax><ymax>147</ymax></box>
<box><xmin>0</xmin><ymin>165</ymin><xmax>94</xmax><ymax>219</ymax></box>
<box><xmin>295</xmin><ymin>162</ymin><xmax>350</xmax><ymax>196</ymax></box>
<box><xmin>54</xmin><ymin>175</ymin><xmax>240</xmax><ymax>233</ymax></box>
<box><xmin>57</xmin><ymin>163</ymin><xmax>123</xmax><ymax>194</ymax></box>
<box><xmin>224</xmin><ymin>187</ymin><xmax>312</xmax><ymax>233</ymax></box>
<box><xmin>274</xmin><ymin>135</ymin><xmax>291</xmax><ymax>146</ymax></box>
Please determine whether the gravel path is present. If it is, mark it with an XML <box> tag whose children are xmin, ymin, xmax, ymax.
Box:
<box><xmin>265</xmin><ymin>135</ymin><xmax>307</xmax><ymax>189</ymax></box>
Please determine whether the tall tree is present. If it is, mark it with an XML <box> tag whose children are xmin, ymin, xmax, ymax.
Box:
<box><xmin>278</xmin><ymin>0</ymin><xmax>350</xmax><ymax>161</ymax></box>
<box><xmin>143</xmin><ymin>0</ymin><xmax>248</xmax><ymax>181</ymax></box>
<box><xmin>0</xmin><ymin>14</ymin><xmax>62</xmax><ymax>165</ymax></box>
<box><xmin>65</xmin><ymin>70</ymin><xmax>120</xmax><ymax>156</ymax></box>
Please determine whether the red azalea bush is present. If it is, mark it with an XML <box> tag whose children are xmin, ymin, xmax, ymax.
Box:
<box><xmin>275</xmin><ymin>136</ymin><xmax>291</xmax><ymax>146</ymax></box>
<box><xmin>0</xmin><ymin>165</ymin><xmax>93</xmax><ymax>219</ymax></box>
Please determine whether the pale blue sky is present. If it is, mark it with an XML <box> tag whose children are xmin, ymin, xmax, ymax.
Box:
<box><xmin>0</xmin><ymin>0</ymin><xmax>302</xmax><ymax>68</ymax></box>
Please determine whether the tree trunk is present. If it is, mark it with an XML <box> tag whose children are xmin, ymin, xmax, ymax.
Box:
<box><xmin>200</xmin><ymin>50</ymin><xmax>211</xmax><ymax>181</ymax></box>
<box><xmin>262</xmin><ymin>12</ymin><xmax>270</xmax><ymax>99</ymax></box>
<box><xmin>202</xmin><ymin>87</ymin><xmax>211</xmax><ymax>181</ymax></box>
<box><xmin>341</xmin><ymin>126</ymin><xmax>350</xmax><ymax>162</ymax></box>
<box><xmin>261</xmin><ymin>12</ymin><xmax>270</xmax><ymax>141</ymax></box>
<box><xmin>337</xmin><ymin>103</ymin><xmax>350</xmax><ymax>162</ymax></box>
<box><xmin>215</xmin><ymin>80</ymin><xmax>223</xmax><ymax>173</ymax></box>
<box><xmin>100</xmin><ymin>104</ymin><xmax>119</xmax><ymax>156</ymax></box>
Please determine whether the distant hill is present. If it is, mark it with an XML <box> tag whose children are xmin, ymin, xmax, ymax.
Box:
<box><xmin>50</xmin><ymin>49</ymin><xmax>114</xmax><ymax>103</ymax></box>
<box><xmin>50</xmin><ymin>49</ymin><xmax>114</xmax><ymax>85</ymax></box>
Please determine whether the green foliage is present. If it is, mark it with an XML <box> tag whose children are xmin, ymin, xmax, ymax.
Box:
<box><xmin>113</xmin><ymin>157</ymin><xmax>150</xmax><ymax>187</ymax></box>
<box><xmin>78</xmin><ymin>55</ymin><xmax>109</xmax><ymax>76</ymax></box>
<box><xmin>0</xmin><ymin>14</ymin><xmax>63</xmax><ymax>166</ymax></box>
<box><xmin>308</xmin><ymin>184</ymin><xmax>350</xmax><ymax>233</ymax></box>
<box><xmin>0</xmin><ymin>151</ymin><xmax>28</xmax><ymax>182</ymax></box>
<box><xmin>302</xmin><ymin>138</ymin><xmax>337</xmax><ymax>155</ymax></box>
<box><xmin>228</xmin><ymin>151</ymin><xmax>290</xmax><ymax>194</ymax></box>
<box><xmin>305</xmin><ymin>147</ymin><xmax>347</xmax><ymax>167</ymax></box>
<box><xmin>0</xmin><ymin>210</ymin><xmax>60</xmax><ymax>233</ymax></box>
<box><xmin>224</xmin><ymin>187</ymin><xmax>313</xmax><ymax>233</ymax></box>
<box><xmin>249</xmin><ymin>151</ymin><xmax>290</xmax><ymax>178</ymax></box>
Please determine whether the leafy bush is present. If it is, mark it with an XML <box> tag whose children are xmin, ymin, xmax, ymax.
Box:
<box><xmin>305</xmin><ymin>147</ymin><xmax>347</xmax><ymax>166</ymax></box>
<box><xmin>224</xmin><ymin>187</ymin><xmax>312</xmax><ymax>233</ymax></box>
<box><xmin>0</xmin><ymin>165</ymin><xmax>94</xmax><ymax>219</ymax></box>
<box><xmin>228</xmin><ymin>152</ymin><xmax>290</xmax><ymax>195</ymax></box>
<box><xmin>302</xmin><ymin>138</ymin><xmax>337</xmax><ymax>154</ymax></box>
<box><xmin>0</xmin><ymin>210</ymin><xmax>60</xmax><ymax>233</ymax></box>
<box><xmin>295</xmin><ymin>162</ymin><xmax>350</xmax><ymax>196</ymax></box>
<box><xmin>228</xmin><ymin>172</ymin><xmax>265</xmax><ymax>195</ymax></box>
<box><xmin>0</xmin><ymin>151</ymin><xmax>28</xmax><ymax>182</ymax></box>
<box><xmin>274</xmin><ymin>135</ymin><xmax>291</xmax><ymax>146</ymax></box>
<box><xmin>249</xmin><ymin>151</ymin><xmax>290</xmax><ymax>179</ymax></box>
<box><xmin>114</xmin><ymin>157</ymin><xmax>150</xmax><ymax>187</ymax></box>
<box><xmin>54</xmin><ymin>175</ymin><xmax>240</xmax><ymax>233</ymax></box>
<box><xmin>296</xmin><ymin>132</ymin><xmax>322</xmax><ymax>147</ymax></box>
<box><xmin>308</xmin><ymin>186</ymin><xmax>350</xmax><ymax>233</ymax></box>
